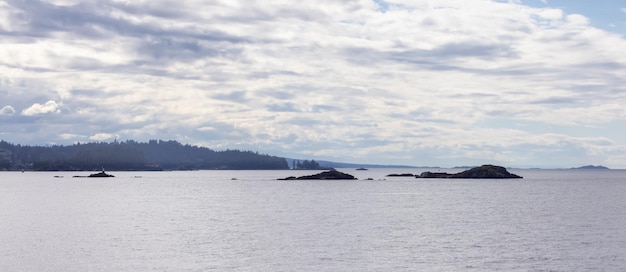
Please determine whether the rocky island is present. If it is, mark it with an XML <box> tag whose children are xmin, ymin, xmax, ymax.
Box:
<box><xmin>417</xmin><ymin>165</ymin><xmax>522</xmax><ymax>179</ymax></box>
<box><xmin>278</xmin><ymin>170</ymin><xmax>357</xmax><ymax>180</ymax></box>
<box><xmin>72</xmin><ymin>169</ymin><xmax>115</xmax><ymax>178</ymax></box>
<box><xmin>88</xmin><ymin>170</ymin><xmax>115</xmax><ymax>177</ymax></box>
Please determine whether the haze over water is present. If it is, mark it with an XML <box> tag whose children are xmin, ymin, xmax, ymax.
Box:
<box><xmin>1</xmin><ymin>169</ymin><xmax>625</xmax><ymax>271</ymax></box>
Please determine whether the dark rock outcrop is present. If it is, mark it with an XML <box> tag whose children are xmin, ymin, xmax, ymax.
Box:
<box><xmin>278</xmin><ymin>170</ymin><xmax>357</xmax><ymax>180</ymax></box>
<box><xmin>73</xmin><ymin>170</ymin><xmax>115</xmax><ymax>178</ymax></box>
<box><xmin>417</xmin><ymin>165</ymin><xmax>522</xmax><ymax>179</ymax></box>
<box><xmin>89</xmin><ymin>171</ymin><xmax>115</xmax><ymax>177</ymax></box>
<box><xmin>417</xmin><ymin>172</ymin><xmax>453</xmax><ymax>178</ymax></box>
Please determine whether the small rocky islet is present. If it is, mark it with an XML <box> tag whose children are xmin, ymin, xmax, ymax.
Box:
<box><xmin>416</xmin><ymin>164</ymin><xmax>522</xmax><ymax>179</ymax></box>
<box><xmin>278</xmin><ymin>170</ymin><xmax>357</xmax><ymax>180</ymax></box>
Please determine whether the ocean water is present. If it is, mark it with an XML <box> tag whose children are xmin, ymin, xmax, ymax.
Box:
<box><xmin>1</xmin><ymin>168</ymin><xmax>625</xmax><ymax>271</ymax></box>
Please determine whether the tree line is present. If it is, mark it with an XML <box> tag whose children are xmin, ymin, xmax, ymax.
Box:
<box><xmin>0</xmin><ymin>139</ymin><xmax>289</xmax><ymax>171</ymax></box>
<box><xmin>291</xmin><ymin>159</ymin><xmax>332</xmax><ymax>170</ymax></box>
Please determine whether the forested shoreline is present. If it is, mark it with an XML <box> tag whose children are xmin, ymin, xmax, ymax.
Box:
<box><xmin>0</xmin><ymin>140</ymin><xmax>289</xmax><ymax>171</ymax></box>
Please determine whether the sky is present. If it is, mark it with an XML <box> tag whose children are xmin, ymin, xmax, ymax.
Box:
<box><xmin>1</xmin><ymin>0</ymin><xmax>626</xmax><ymax>168</ymax></box>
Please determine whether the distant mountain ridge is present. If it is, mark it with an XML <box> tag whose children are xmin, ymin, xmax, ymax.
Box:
<box><xmin>0</xmin><ymin>140</ymin><xmax>288</xmax><ymax>171</ymax></box>
<box><xmin>315</xmin><ymin>160</ymin><xmax>421</xmax><ymax>169</ymax></box>
<box><xmin>571</xmin><ymin>165</ymin><xmax>609</xmax><ymax>170</ymax></box>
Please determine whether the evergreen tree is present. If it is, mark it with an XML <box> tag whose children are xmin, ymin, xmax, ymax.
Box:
<box><xmin>0</xmin><ymin>140</ymin><xmax>289</xmax><ymax>170</ymax></box>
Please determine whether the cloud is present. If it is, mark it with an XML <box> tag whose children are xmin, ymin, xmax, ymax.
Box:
<box><xmin>1</xmin><ymin>1</ymin><xmax>626</xmax><ymax>167</ymax></box>
<box><xmin>0</xmin><ymin>105</ymin><xmax>15</xmax><ymax>115</ymax></box>
<box><xmin>211</xmin><ymin>91</ymin><xmax>250</xmax><ymax>103</ymax></box>
<box><xmin>59</xmin><ymin>133</ymin><xmax>84</xmax><ymax>140</ymax></box>
<box><xmin>89</xmin><ymin>133</ymin><xmax>116</xmax><ymax>141</ymax></box>
<box><xmin>267</xmin><ymin>102</ymin><xmax>300</xmax><ymax>112</ymax></box>
<box><xmin>566</xmin><ymin>14</ymin><xmax>590</xmax><ymax>26</ymax></box>
<box><xmin>21</xmin><ymin>101</ymin><xmax>61</xmax><ymax>116</ymax></box>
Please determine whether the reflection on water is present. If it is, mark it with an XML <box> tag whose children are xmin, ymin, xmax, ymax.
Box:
<box><xmin>1</xmin><ymin>169</ymin><xmax>625</xmax><ymax>271</ymax></box>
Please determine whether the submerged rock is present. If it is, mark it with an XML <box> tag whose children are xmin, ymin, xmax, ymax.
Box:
<box><xmin>278</xmin><ymin>170</ymin><xmax>357</xmax><ymax>180</ymax></box>
<box><xmin>417</xmin><ymin>165</ymin><xmax>522</xmax><ymax>179</ymax></box>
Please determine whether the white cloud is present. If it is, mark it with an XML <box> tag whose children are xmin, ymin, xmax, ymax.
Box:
<box><xmin>89</xmin><ymin>133</ymin><xmax>116</xmax><ymax>141</ymax></box>
<box><xmin>59</xmin><ymin>133</ymin><xmax>84</xmax><ymax>140</ymax></box>
<box><xmin>536</xmin><ymin>8</ymin><xmax>563</xmax><ymax>20</ymax></box>
<box><xmin>0</xmin><ymin>1</ymin><xmax>20</xmax><ymax>32</ymax></box>
<box><xmin>566</xmin><ymin>14</ymin><xmax>590</xmax><ymax>26</ymax></box>
<box><xmin>0</xmin><ymin>106</ymin><xmax>16</xmax><ymax>115</ymax></box>
<box><xmin>21</xmin><ymin>101</ymin><xmax>61</xmax><ymax>116</ymax></box>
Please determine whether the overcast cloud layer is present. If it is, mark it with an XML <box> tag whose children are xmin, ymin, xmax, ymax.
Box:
<box><xmin>2</xmin><ymin>0</ymin><xmax>626</xmax><ymax>168</ymax></box>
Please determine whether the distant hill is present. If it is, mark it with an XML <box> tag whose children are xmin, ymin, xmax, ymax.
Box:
<box><xmin>0</xmin><ymin>140</ymin><xmax>288</xmax><ymax>171</ymax></box>
<box><xmin>283</xmin><ymin>158</ymin><xmax>421</xmax><ymax>170</ymax></box>
<box><xmin>571</xmin><ymin>165</ymin><xmax>609</xmax><ymax>170</ymax></box>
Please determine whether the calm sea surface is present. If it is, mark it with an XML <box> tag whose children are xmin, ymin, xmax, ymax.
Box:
<box><xmin>1</xmin><ymin>168</ymin><xmax>625</xmax><ymax>271</ymax></box>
